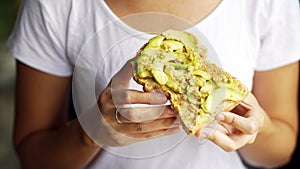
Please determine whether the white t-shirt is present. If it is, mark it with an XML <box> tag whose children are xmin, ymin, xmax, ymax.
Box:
<box><xmin>7</xmin><ymin>0</ymin><xmax>300</xmax><ymax>169</ymax></box>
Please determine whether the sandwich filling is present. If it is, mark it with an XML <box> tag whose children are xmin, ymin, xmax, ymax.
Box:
<box><xmin>133</xmin><ymin>30</ymin><xmax>248</xmax><ymax>135</ymax></box>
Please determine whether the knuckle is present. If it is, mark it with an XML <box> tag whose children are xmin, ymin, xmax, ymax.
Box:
<box><xmin>126</xmin><ymin>109</ymin><xmax>135</xmax><ymax>121</ymax></box>
<box><xmin>231</xmin><ymin>116</ymin><xmax>237</xmax><ymax>126</ymax></box>
<box><xmin>248</xmin><ymin>138</ymin><xmax>255</xmax><ymax>144</ymax></box>
<box><xmin>258</xmin><ymin>116</ymin><xmax>264</xmax><ymax>129</ymax></box>
<box><xmin>247</xmin><ymin>123</ymin><xmax>257</xmax><ymax>134</ymax></box>
<box><xmin>247</xmin><ymin>135</ymin><xmax>257</xmax><ymax>144</ymax></box>
<box><xmin>163</xmin><ymin>118</ymin><xmax>174</xmax><ymax>127</ymax></box>
<box><xmin>129</xmin><ymin>110</ymin><xmax>142</xmax><ymax>122</ymax></box>
<box><xmin>99</xmin><ymin>89</ymin><xmax>111</xmax><ymax>106</ymax></box>
<box><xmin>226</xmin><ymin>115</ymin><xmax>236</xmax><ymax>125</ymax></box>
<box><xmin>135</xmin><ymin>123</ymin><xmax>143</xmax><ymax>132</ymax></box>
<box><xmin>247</xmin><ymin>118</ymin><xmax>259</xmax><ymax>134</ymax></box>
<box><xmin>125</xmin><ymin>90</ymin><xmax>131</xmax><ymax>104</ymax></box>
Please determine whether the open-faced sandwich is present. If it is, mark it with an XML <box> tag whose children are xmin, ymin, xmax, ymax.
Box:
<box><xmin>132</xmin><ymin>30</ymin><xmax>249</xmax><ymax>135</ymax></box>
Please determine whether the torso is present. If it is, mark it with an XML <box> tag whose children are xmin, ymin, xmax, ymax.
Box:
<box><xmin>9</xmin><ymin>0</ymin><xmax>270</xmax><ymax>168</ymax></box>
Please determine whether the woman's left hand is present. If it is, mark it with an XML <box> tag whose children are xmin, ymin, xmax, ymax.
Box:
<box><xmin>196</xmin><ymin>93</ymin><xmax>265</xmax><ymax>152</ymax></box>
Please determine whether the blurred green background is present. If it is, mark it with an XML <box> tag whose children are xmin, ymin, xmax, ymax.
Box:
<box><xmin>0</xmin><ymin>0</ymin><xmax>20</xmax><ymax>168</ymax></box>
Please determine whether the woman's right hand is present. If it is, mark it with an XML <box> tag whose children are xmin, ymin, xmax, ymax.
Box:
<box><xmin>97</xmin><ymin>60</ymin><xmax>181</xmax><ymax>146</ymax></box>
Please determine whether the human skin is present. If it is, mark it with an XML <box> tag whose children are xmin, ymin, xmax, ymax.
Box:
<box><xmin>238</xmin><ymin>63</ymin><xmax>299</xmax><ymax>168</ymax></box>
<box><xmin>12</xmin><ymin>0</ymin><xmax>299</xmax><ymax>168</ymax></box>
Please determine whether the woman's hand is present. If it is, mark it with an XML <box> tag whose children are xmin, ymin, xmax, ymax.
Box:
<box><xmin>97</xmin><ymin>60</ymin><xmax>180</xmax><ymax>146</ymax></box>
<box><xmin>196</xmin><ymin>93</ymin><xmax>265</xmax><ymax>152</ymax></box>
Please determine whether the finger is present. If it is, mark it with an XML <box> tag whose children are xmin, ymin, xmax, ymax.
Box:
<box><xmin>117</xmin><ymin>107</ymin><xmax>176</xmax><ymax>123</ymax></box>
<box><xmin>205</xmin><ymin>129</ymin><xmax>237</xmax><ymax>152</ymax></box>
<box><xmin>216</xmin><ymin>112</ymin><xmax>260</xmax><ymax>135</ymax></box>
<box><xmin>112</xmin><ymin>89</ymin><xmax>167</xmax><ymax>105</ymax></box>
<box><xmin>232</xmin><ymin>102</ymin><xmax>252</xmax><ymax>115</ymax></box>
<box><xmin>126</xmin><ymin>126</ymin><xmax>181</xmax><ymax>139</ymax></box>
<box><xmin>202</xmin><ymin>125</ymin><xmax>253</xmax><ymax>151</ymax></box>
<box><xmin>112</xmin><ymin>59</ymin><xmax>135</xmax><ymax>88</ymax></box>
<box><xmin>203</xmin><ymin>127</ymin><xmax>249</xmax><ymax>152</ymax></box>
<box><xmin>239</xmin><ymin>102</ymin><xmax>252</xmax><ymax>110</ymax></box>
<box><xmin>117</xmin><ymin>117</ymin><xmax>179</xmax><ymax>133</ymax></box>
<box><xmin>128</xmin><ymin>90</ymin><xmax>167</xmax><ymax>104</ymax></box>
<box><xmin>199</xmin><ymin>125</ymin><xmax>257</xmax><ymax>152</ymax></box>
<box><xmin>241</xmin><ymin>92</ymin><xmax>259</xmax><ymax>106</ymax></box>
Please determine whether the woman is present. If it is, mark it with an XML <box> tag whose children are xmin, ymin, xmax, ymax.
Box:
<box><xmin>7</xmin><ymin>0</ymin><xmax>300</xmax><ymax>168</ymax></box>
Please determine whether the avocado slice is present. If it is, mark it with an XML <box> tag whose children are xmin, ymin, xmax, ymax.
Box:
<box><xmin>193</xmin><ymin>70</ymin><xmax>211</xmax><ymax>80</ymax></box>
<box><xmin>203</xmin><ymin>87</ymin><xmax>246</xmax><ymax>113</ymax></box>
<box><xmin>162</xmin><ymin>40</ymin><xmax>184</xmax><ymax>52</ymax></box>
<box><xmin>165</xmin><ymin>73</ymin><xmax>182</xmax><ymax>93</ymax></box>
<box><xmin>135</xmin><ymin>54</ymin><xmax>153</xmax><ymax>78</ymax></box>
<box><xmin>151</xmin><ymin>69</ymin><xmax>168</xmax><ymax>85</ymax></box>
<box><xmin>162</xmin><ymin>29</ymin><xmax>199</xmax><ymax>53</ymax></box>
<box><xmin>137</xmin><ymin>70</ymin><xmax>152</xmax><ymax>78</ymax></box>
<box><xmin>165</xmin><ymin>62</ymin><xmax>187</xmax><ymax>70</ymax></box>
<box><xmin>140</xmin><ymin>48</ymin><xmax>162</xmax><ymax>57</ymax></box>
<box><xmin>219</xmin><ymin>78</ymin><xmax>241</xmax><ymax>89</ymax></box>
<box><xmin>176</xmin><ymin>54</ymin><xmax>189</xmax><ymax>63</ymax></box>
<box><xmin>144</xmin><ymin>35</ymin><xmax>165</xmax><ymax>49</ymax></box>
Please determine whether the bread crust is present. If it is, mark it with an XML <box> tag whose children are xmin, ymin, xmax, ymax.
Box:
<box><xmin>131</xmin><ymin>31</ymin><xmax>248</xmax><ymax>135</ymax></box>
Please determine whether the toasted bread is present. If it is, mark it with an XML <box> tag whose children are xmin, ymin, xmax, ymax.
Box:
<box><xmin>132</xmin><ymin>30</ymin><xmax>248</xmax><ymax>135</ymax></box>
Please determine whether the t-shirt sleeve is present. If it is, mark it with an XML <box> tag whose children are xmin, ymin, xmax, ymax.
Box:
<box><xmin>7</xmin><ymin>0</ymin><xmax>73</xmax><ymax>77</ymax></box>
<box><xmin>255</xmin><ymin>0</ymin><xmax>300</xmax><ymax>71</ymax></box>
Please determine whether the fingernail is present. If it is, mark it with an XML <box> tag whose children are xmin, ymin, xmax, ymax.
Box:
<box><xmin>216</xmin><ymin>113</ymin><xmax>225</xmax><ymax>121</ymax></box>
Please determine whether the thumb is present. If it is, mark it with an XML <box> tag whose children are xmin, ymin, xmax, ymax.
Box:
<box><xmin>112</xmin><ymin>58</ymin><xmax>135</xmax><ymax>88</ymax></box>
<box><xmin>112</xmin><ymin>89</ymin><xmax>168</xmax><ymax>105</ymax></box>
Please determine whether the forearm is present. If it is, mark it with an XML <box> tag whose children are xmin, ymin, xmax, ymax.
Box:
<box><xmin>16</xmin><ymin>119</ymin><xmax>100</xmax><ymax>169</ymax></box>
<box><xmin>239</xmin><ymin>110</ymin><xmax>297</xmax><ymax>168</ymax></box>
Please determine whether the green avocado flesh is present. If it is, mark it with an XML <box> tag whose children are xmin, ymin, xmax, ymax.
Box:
<box><xmin>134</xmin><ymin>30</ymin><xmax>248</xmax><ymax>135</ymax></box>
